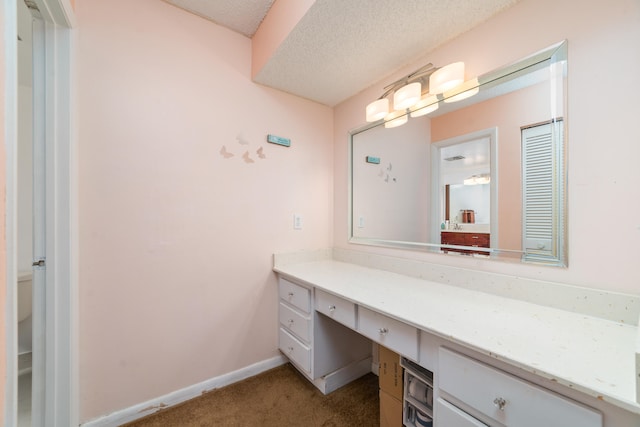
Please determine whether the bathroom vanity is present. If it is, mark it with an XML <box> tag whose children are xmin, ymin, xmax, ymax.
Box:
<box><xmin>274</xmin><ymin>249</ymin><xmax>640</xmax><ymax>427</ymax></box>
<box><xmin>440</xmin><ymin>231</ymin><xmax>490</xmax><ymax>255</ymax></box>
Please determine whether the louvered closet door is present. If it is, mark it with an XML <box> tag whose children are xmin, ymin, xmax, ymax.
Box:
<box><xmin>521</xmin><ymin>121</ymin><xmax>564</xmax><ymax>262</ymax></box>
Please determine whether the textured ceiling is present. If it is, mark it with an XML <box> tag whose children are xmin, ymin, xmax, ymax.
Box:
<box><xmin>164</xmin><ymin>0</ymin><xmax>520</xmax><ymax>106</ymax></box>
<box><xmin>162</xmin><ymin>0</ymin><xmax>275</xmax><ymax>37</ymax></box>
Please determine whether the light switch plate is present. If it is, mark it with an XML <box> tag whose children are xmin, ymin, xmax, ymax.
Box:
<box><xmin>293</xmin><ymin>214</ymin><xmax>303</xmax><ymax>230</ymax></box>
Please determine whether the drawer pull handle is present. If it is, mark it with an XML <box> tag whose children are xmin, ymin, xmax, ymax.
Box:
<box><xmin>287</xmin><ymin>292</ymin><xmax>294</xmax><ymax>298</ymax></box>
<box><xmin>378</xmin><ymin>327</ymin><xmax>389</xmax><ymax>335</ymax></box>
<box><xmin>287</xmin><ymin>346</ymin><xmax>294</xmax><ymax>353</ymax></box>
<box><xmin>287</xmin><ymin>319</ymin><xmax>294</xmax><ymax>326</ymax></box>
<box><xmin>493</xmin><ymin>397</ymin><xmax>507</xmax><ymax>411</ymax></box>
<box><xmin>329</xmin><ymin>305</ymin><xmax>336</xmax><ymax>312</ymax></box>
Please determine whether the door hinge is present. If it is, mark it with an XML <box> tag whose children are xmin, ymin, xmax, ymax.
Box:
<box><xmin>32</xmin><ymin>258</ymin><xmax>46</xmax><ymax>268</ymax></box>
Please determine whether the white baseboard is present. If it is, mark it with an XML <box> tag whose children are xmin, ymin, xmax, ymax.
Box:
<box><xmin>81</xmin><ymin>355</ymin><xmax>287</xmax><ymax>427</ymax></box>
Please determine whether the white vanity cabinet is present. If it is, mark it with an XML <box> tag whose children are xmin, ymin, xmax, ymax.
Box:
<box><xmin>274</xmin><ymin>255</ymin><xmax>640</xmax><ymax>426</ymax></box>
<box><xmin>277</xmin><ymin>277</ymin><xmax>371</xmax><ymax>394</ymax></box>
<box><xmin>438</xmin><ymin>348</ymin><xmax>603</xmax><ymax>427</ymax></box>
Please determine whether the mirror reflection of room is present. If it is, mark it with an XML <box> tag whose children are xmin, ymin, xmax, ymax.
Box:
<box><xmin>437</xmin><ymin>136</ymin><xmax>493</xmax><ymax>255</ymax></box>
<box><xmin>440</xmin><ymin>137</ymin><xmax>491</xmax><ymax>230</ymax></box>
<box><xmin>350</xmin><ymin>41</ymin><xmax>566</xmax><ymax>265</ymax></box>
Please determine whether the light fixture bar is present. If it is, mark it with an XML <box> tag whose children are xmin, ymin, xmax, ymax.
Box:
<box><xmin>365</xmin><ymin>60</ymin><xmax>475</xmax><ymax>126</ymax></box>
<box><xmin>379</xmin><ymin>63</ymin><xmax>436</xmax><ymax>99</ymax></box>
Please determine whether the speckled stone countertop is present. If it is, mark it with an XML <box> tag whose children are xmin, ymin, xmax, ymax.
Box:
<box><xmin>274</xmin><ymin>256</ymin><xmax>639</xmax><ymax>415</ymax></box>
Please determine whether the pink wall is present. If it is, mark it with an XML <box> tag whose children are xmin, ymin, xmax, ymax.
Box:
<box><xmin>334</xmin><ymin>0</ymin><xmax>640</xmax><ymax>294</ymax></box>
<box><xmin>76</xmin><ymin>0</ymin><xmax>332</xmax><ymax>421</ymax></box>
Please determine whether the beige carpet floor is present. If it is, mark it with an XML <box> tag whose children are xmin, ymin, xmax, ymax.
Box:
<box><xmin>122</xmin><ymin>363</ymin><xmax>380</xmax><ymax>426</ymax></box>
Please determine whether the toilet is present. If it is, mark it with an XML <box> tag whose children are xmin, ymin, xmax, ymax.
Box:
<box><xmin>17</xmin><ymin>272</ymin><xmax>32</xmax><ymax>354</ymax></box>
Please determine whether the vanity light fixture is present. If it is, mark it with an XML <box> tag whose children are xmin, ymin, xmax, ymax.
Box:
<box><xmin>393</xmin><ymin>82</ymin><xmax>422</xmax><ymax>110</ymax></box>
<box><xmin>384</xmin><ymin>110</ymin><xmax>409</xmax><ymax>128</ymax></box>
<box><xmin>365</xmin><ymin>61</ymin><xmax>473</xmax><ymax>126</ymax></box>
<box><xmin>365</xmin><ymin>98</ymin><xmax>389</xmax><ymax>122</ymax></box>
<box><xmin>464</xmin><ymin>174</ymin><xmax>491</xmax><ymax>185</ymax></box>
<box><xmin>444</xmin><ymin>77</ymin><xmax>480</xmax><ymax>103</ymax></box>
<box><xmin>429</xmin><ymin>62</ymin><xmax>465</xmax><ymax>94</ymax></box>
<box><xmin>410</xmin><ymin>94</ymin><xmax>439</xmax><ymax>118</ymax></box>
<box><xmin>365</xmin><ymin>63</ymin><xmax>436</xmax><ymax>123</ymax></box>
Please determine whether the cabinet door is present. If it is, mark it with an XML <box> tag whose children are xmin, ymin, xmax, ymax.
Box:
<box><xmin>436</xmin><ymin>398</ymin><xmax>488</xmax><ymax>427</ymax></box>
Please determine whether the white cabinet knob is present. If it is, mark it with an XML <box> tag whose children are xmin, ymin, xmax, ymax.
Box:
<box><xmin>493</xmin><ymin>397</ymin><xmax>507</xmax><ymax>410</ymax></box>
<box><xmin>287</xmin><ymin>292</ymin><xmax>294</xmax><ymax>298</ymax></box>
<box><xmin>287</xmin><ymin>346</ymin><xmax>294</xmax><ymax>353</ymax></box>
<box><xmin>329</xmin><ymin>305</ymin><xmax>336</xmax><ymax>312</ymax></box>
<box><xmin>287</xmin><ymin>319</ymin><xmax>294</xmax><ymax>326</ymax></box>
<box><xmin>378</xmin><ymin>327</ymin><xmax>389</xmax><ymax>335</ymax></box>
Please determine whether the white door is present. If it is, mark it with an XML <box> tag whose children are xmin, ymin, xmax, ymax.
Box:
<box><xmin>31</xmin><ymin>13</ymin><xmax>46</xmax><ymax>427</ymax></box>
<box><xmin>5</xmin><ymin>1</ymin><xmax>76</xmax><ymax>426</ymax></box>
<box><xmin>16</xmin><ymin>3</ymin><xmax>44</xmax><ymax>426</ymax></box>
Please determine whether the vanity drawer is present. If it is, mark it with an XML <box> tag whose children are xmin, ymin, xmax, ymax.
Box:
<box><xmin>436</xmin><ymin>398</ymin><xmax>488</xmax><ymax>427</ymax></box>
<box><xmin>279</xmin><ymin>302</ymin><xmax>310</xmax><ymax>342</ymax></box>
<box><xmin>441</xmin><ymin>232</ymin><xmax>467</xmax><ymax>246</ymax></box>
<box><xmin>279</xmin><ymin>327</ymin><xmax>311</xmax><ymax>373</ymax></box>
<box><xmin>468</xmin><ymin>233</ymin><xmax>489</xmax><ymax>247</ymax></box>
<box><xmin>315</xmin><ymin>289</ymin><xmax>356</xmax><ymax>329</ymax></box>
<box><xmin>358</xmin><ymin>306</ymin><xmax>418</xmax><ymax>360</ymax></box>
<box><xmin>278</xmin><ymin>278</ymin><xmax>311</xmax><ymax>314</ymax></box>
<box><xmin>438</xmin><ymin>348</ymin><xmax>602</xmax><ymax>427</ymax></box>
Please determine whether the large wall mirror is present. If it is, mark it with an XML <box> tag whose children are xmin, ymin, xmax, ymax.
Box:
<box><xmin>349</xmin><ymin>41</ymin><xmax>567</xmax><ymax>266</ymax></box>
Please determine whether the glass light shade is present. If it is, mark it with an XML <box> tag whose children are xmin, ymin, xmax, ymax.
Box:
<box><xmin>393</xmin><ymin>82</ymin><xmax>421</xmax><ymax>110</ymax></box>
<box><xmin>444</xmin><ymin>78</ymin><xmax>479</xmax><ymax>103</ymax></box>
<box><xmin>463</xmin><ymin>177</ymin><xmax>475</xmax><ymax>186</ymax></box>
<box><xmin>410</xmin><ymin>95</ymin><xmax>439</xmax><ymax>117</ymax></box>
<box><xmin>429</xmin><ymin>62</ymin><xmax>465</xmax><ymax>94</ymax></box>
<box><xmin>464</xmin><ymin>175</ymin><xmax>490</xmax><ymax>185</ymax></box>
<box><xmin>366</xmin><ymin>98</ymin><xmax>389</xmax><ymax>122</ymax></box>
<box><xmin>384</xmin><ymin>110</ymin><xmax>408</xmax><ymax>128</ymax></box>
